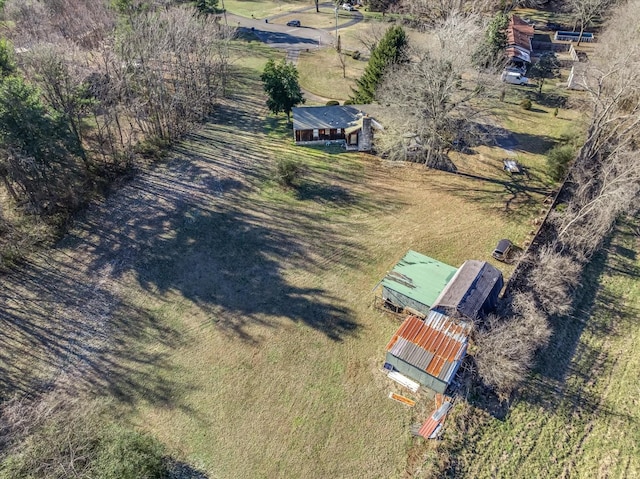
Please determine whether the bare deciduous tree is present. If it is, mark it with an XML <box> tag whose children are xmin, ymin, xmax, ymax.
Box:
<box><xmin>530</xmin><ymin>244</ymin><xmax>581</xmax><ymax>316</ymax></box>
<box><xmin>5</xmin><ymin>0</ymin><xmax>115</xmax><ymax>49</ymax></box>
<box><xmin>376</xmin><ymin>17</ymin><xmax>497</xmax><ymax>170</ymax></box>
<box><xmin>568</xmin><ymin>0</ymin><xmax>614</xmax><ymax>46</ymax></box>
<box><xmin>474</xmin><ymin>292</ymin><xmax>551</xmax><ymax>397</ymax></box>
<box><xmin>355</xmin><ymin>22</ymin><xmax>387</xmax><ymax>55</ymax></box>
<box><xmin>20</xmin><ymin>43</ymin><xmax>93</xmax><ymax>168</ymax></box>
<box><xmin>553</xmin><ymin>0</ymin><xmax>640</xmax><ymax>259</ymax></box>
<box><xmin>115</xmin><ymin>7</ymin><xmax>234</xmax><ymax>141</ymax></box>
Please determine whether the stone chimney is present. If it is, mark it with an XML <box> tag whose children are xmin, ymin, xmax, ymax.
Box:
<box><xmin>359</xmin><ymin>116</ymin><xmax>372</xmax><ymax>152</ymax></box>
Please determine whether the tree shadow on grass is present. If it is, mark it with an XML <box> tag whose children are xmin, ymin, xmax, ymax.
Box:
<box><xmin>524</xmin><ymin>90</ymin><xmax>569</xmax><ymax>110</ymax></box>
<box><xmin>608</xmin><ymin>243</ymin><xmax>640</xmax><ymax>278</ymax></box>
<box><xmin>492</xmin><ymin>125</ymin><xmax>557</xmax><ymax>156</ymax></box>
<box><xmin>0</xmin><ymin>157</ymin><xmax>358</xmax><ymax>406</ymax></box>
<box><xmin>239</xmin><ymin>28</ymin><xmax>321</xmax><ymax>49</ymax></box>
<box><xmin>429</xmin><ymin>169</ymin><xmax>552</xmax><ymax>220</ymax></box>
<box><xmin>520</xmin><ymin>217</ymin><xmax>640</xmax><ymax>420</ymax></box>
<box><xmin>133</xmin><ymin>203</ymin><xmax>359</xmax><ymax>343</ymax></box>
<box><xmin>0</xmin><ymin>93</ymin><xmax>383</xmax><ymax>404</ymax></box>
<box><xmin>295</xmin><ymin>181</ymin><xmax>355</xmax><ymax>205</ymax></box>
<box><xmin>263</xmin><ymin>114</ymin><xmax>292</xmax><ymax>137</ymax></box>
<box><xmin>167</xmin><ymin>460</ymin><xmax>210</xmax><ymax>479</ymax></box>
<box><xmin>0</xmin><ymin>255</ymin><xmax>194</xmax><ymax>410</ymax></box>
<box><xmin>77</xmin><ymin>98</ymin><xmax>367</xmax><ymax>342</ymax></box>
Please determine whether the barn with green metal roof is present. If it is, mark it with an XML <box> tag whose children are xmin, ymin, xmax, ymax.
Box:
<box><xmin>378</xmin><ymin>250</ymin><xmax>458</xmax><ymax>316</ymax></box>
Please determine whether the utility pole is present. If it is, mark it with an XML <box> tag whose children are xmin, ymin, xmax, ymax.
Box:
<box><xmin>221</xmin><ymin>0</ymin><xmax>228</xmax><ymax>26</ymax></box>
<box><xmin>334</xmin><ymin>6</ymin><xmax>339</xmax><ymax>46</ymax></box>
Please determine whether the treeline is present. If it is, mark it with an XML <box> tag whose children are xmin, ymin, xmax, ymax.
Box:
<box><xmin>473</xmin><ymin>0</ymin><xmax>640</xmax><ymax>397</ymax></box>
<box><xmin>0</xmin><ymin>0</ymin><xmax>234</xmax><ymax>268</ymax></box>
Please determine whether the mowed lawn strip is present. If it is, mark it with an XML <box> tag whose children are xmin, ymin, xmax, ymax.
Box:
<box><xmin>436</xmin><ymin>218</ymin><xmax>640</xmax><ymax>478</ymax></box>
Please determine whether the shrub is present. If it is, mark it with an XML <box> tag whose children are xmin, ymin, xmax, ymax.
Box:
<box><xmin>351</xmin><ymin>50</ymin><xmax>361</xmax><ymax>60</ymax></box>
<box><xmin>520</xmin><ymin>98</ymin><xmax>532</xmax><ymax>110</ymax></box>
<box><xmin>326</xmin><ymin>100</ymin><xmax>340</xmax><ymax>106</ymax></box>
<box><xmin>558</xmin><ymin>127</ymin><xmax>583</xmax><ymax>148</ymax></box>
<box><xmin>546</xmin><ymin>144</ymin><xmax>575</xmax><ymax>181</ymax></box>
<box><xmin>474</xmin><ymin>292</ymin><xmax>551</xmax><ymax>397</ymax></box>
<box><xmin>93</xmin><ymin>428</ymin><xmax>166</xmax><ymax>479</ymax></box>
<box><xmin>530</xmin><ymin>244</ymin><xmax>581</xmax><ymax>316</ymax></box>
<box><xmin>274</xmin><ymin>157</ymin><xmax>301</xmax><ymax>187</ymax></box>
<box><xmin>134</xmin><ymin>137</ymin><xmax>170</xmax><ymax>160</ymax></box>
<box><xmin>0</xmin><ymin>393</ymin><xmax>169</xmax><ymax>479</ymax></box>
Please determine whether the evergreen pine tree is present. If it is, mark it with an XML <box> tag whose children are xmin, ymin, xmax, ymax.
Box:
<box><xmin>350</xmin><ymin>25</ymin><xmax>407</xmax><ymax>104</ymax></box>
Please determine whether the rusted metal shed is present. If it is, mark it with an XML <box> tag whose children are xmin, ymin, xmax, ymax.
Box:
<box><xmin>385</xmin><ymin>312</ymin><xmax>471</xmax><ymax>394</ymax></box>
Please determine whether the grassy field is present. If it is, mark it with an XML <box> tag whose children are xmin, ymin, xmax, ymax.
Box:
<box><xmin>429</xmin><ymin>217</ymin><xmax>640</xmax><ymax>478</ymax></box>
<box><xmin>297</xmin><ymin>48</ymin><xmax>366</xmax><ymax>101</ymax></box>
<box><xmin>0</xmin><ymin>39</ymin><xmax>557</xmax><ymax>478</ymax></box>
<box><xmin>1</xmin><ymin>0</ymin><xmax>634</xmax><ymax>475</ymax></box>
<box><xmin>270</xmin><ymin>7</ymin><xmax>358</xmax><ymax>29</ymax></box>
<box><xmin>512</xmin><ymin>7</ymin><xmax>575</xmax><ymax>28</ymax></box>
<box><xmin>223</xmin><ymin>0</ymin><xmax>306</xmax><ymax>19</ymax></box>
<box><xmin>230</xmin><ymin>39</ymin><xmax>286</xmax><ymax>71</ymax></box>
<box><xmin>121</xmin><ymin>77</ymin><xmax>548</xmax><ymax>477</ymax></box>
<box><xmin>9</xmin><ymin>9</ymin><xmax>622</xmax><ymax>473</ymax></box>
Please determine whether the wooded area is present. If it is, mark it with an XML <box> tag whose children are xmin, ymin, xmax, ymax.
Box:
<box><xmin>0</xmin><ymin>0</ymin><xmax>233</xmax><ymax>268</ymax></box>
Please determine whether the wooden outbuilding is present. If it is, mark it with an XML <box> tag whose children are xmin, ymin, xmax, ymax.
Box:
<box><xmin>431</xmin><ymin>260</ymin><xmax>503</xmax><ymax>320</ymax></box>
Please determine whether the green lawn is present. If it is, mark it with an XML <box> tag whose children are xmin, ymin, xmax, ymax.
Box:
<box><xmin>297</xmin><ymin>48</ymin><xmax>365</xmax><ymax>101</ymax></box>
<box><xmin>428</xmin><ymin>217</ymin><xmax>640</xmax><ymax>478</ymax></box>
<box><xmin>230</xmin><ymin>39</ymin><xmax>286</xmax><ymax>71</ymax></box>
<box><xmin>113</xmin><ymin>57</ymin><xmax>554</xmax><ymax>476</ymax></box>
<box><xmin>223</xmin><ymin>0</ymin><xmax>305</xmax><ymax>19</ymax></box>
<box><xmin>512</xmin><ymin>7</ymin><xmax>575</xmax><ymax>27</ymax></box>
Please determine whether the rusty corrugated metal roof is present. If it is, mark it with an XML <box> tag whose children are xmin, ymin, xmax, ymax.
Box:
<box><xmin>418</xmin><ymin>400</ymin><xmax>453</xmax><ymax>439</ymax></box>
<box><xmin>385</xmin><ymin>312</ymin><xmax>471</xmax><ymax>383</ymax></box>
<box><xmin>507</xmin><ymin>15</ymin><xmax>534</xmax><ymax>53</ymax></box>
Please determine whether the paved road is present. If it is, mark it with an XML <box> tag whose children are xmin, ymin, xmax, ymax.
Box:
<box><xmin>230</xmin><ymin>15</ymin><xmax>334</xmax><ymax>51</ymax></box>
<box><xmin>226</xmin><ymin>2</ymin><xmax>363</xmax><ymax>52</ymax></box>
<box><xmin>226</xmin><ymin>4</ymin><xmax>363</xmax><ymax>103</ymax></box>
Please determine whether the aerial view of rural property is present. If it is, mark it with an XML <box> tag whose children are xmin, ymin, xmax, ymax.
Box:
<box><xmin>0</xmin><ymin>0</ymin><xmax>638</xmax><ymax>477</ymax></box>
